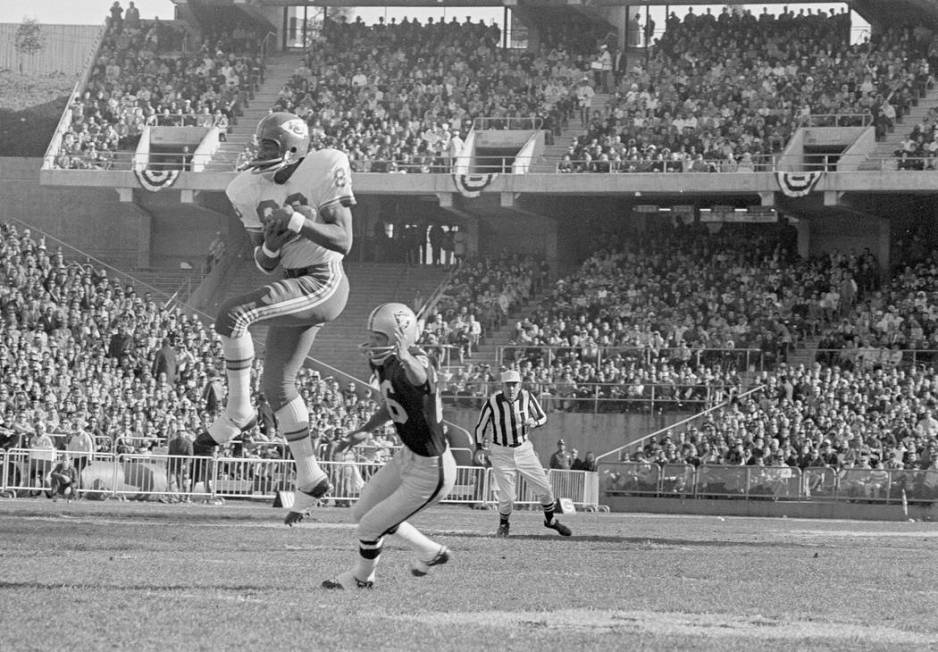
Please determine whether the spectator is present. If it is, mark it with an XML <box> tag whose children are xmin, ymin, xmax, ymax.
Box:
<box><xmin>49</xmin><ymin>456</ymin><xmax>77</xmax><ymax>502</ymax></box>
<box><xmin>549</xmin><ymin>438</ymin><xmax>573</xmax><ymax>469</ymax></box>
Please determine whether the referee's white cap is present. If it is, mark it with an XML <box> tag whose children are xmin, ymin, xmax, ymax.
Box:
<box><xmin>500</xmin><ymin>370</ymin><xmax>521</xmax><ymax>383</ymax></box>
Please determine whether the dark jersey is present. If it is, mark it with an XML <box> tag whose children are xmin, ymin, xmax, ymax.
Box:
<box><xmin>372</xmin><ymin>353</ymin><xmax>447</xmax><ymax>457</ymax></box>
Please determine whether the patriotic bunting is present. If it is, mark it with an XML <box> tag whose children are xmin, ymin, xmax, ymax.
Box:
<box><xmin>775</xmin><ymin>171</ymin><xmax>823</xmax><ymax>198</ymax></box>
<box><xmin>452</xmin><ymin>173</ymin><xmax>497</xmax><ymax>198</ymax></box>
<box><xmin>134</xmin><ymin>168</ymin><xmax>181</xmax><ymax>192</ymax></box>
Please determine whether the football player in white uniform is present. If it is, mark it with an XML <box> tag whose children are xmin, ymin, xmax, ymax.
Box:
<box><xmin>193</xmin><ymin>112</ymin><xmax>354</xmax><ymax>522</ymax></box>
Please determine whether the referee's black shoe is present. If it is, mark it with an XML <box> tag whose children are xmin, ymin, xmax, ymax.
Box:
<box><xmin>545</xmin><ymin>518</ymin><xmax>572</xmax><ymax>536</ymax></box>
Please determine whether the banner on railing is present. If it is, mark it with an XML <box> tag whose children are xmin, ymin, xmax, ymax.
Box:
<box><xmin>776</xmin><ymin>171</ymin><xmax>823</xmax><ymax>198</ymax></box>
<box><xmin>134</xmin><ymin>168</ymin><xmax>181</xmax><ymax>192</ymax></box>
<box><xmin>452</xmin><ymin>173</ymin><xmax>497</xmax><ymax>198</ymax></box>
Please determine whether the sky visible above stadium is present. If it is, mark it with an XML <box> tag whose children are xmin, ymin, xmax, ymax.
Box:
<box><xmin>0</xmin><ymin>0</ymin><xmax>867</xmax><ymax>43</ymax></box>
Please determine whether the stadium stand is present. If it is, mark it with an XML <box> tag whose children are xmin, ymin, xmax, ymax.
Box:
<box><xmin>52</xmin><ymin>11</ymin><xmax>265</xmax><ymax>170</ymax></box>
<box><xmin>0</xmin><ymin>222</ymin><xmax>395</xmax><ymax>459</ymax></box>
<box><xmin>567</xmin><ymin>10</ymin><xmax>933</xmax><ymax>172</ymax></box>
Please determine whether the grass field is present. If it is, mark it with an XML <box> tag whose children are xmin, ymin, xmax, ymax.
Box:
<box><xmin>0</xmin><ymin>500</ymin><xmax>935</xmax><ymax>652</ymax></box>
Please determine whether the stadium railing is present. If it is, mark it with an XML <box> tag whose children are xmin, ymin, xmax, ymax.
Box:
<box><xmin>471</xmin><ymin>116</ymin><xmax>544</xmax><ymax>131</ymax></box>
<box><xmin>598</xmin><ymin>461</ymin><xmax>938</xmax><ymax>504</ymax></box>
<box><xmin>0</xmin><ymin>448</ymin><xmax>601</xmax><ymax>509</ymax></box>
<box><xmin>812</xmin><ymin>347</ymin><xmax>938</xmax><ymax>368</ymax></box>
<box><xmin>439</xmin><ymin>381</ymin><xmax>731</xmax><ymax>414</ymax></box>
<box><xmin>496</xmin><ymin>344</ymin><xmax>765</xmax><ymax>373</ymax></box>
<box><xmin>796</xmin><ymin>113</ymin><xmax>874</xmax><ymax>128</ymax></box>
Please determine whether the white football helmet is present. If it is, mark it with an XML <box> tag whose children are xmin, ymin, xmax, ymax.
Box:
<box><xmin>361</xmin><ymin>302</ymin><xmax>419</xmax><ymax>364</ymax></box>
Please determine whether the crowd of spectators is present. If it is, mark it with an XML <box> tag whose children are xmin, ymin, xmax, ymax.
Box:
<box><xmin>566</xmin><ymin>10</ymin><xmax>933</xmax><ymax>172</ymax></box>
<box><xmin>265</xmin><ymin>14</ymin><xmax>583</xmax><ymax>172</ymax></box>
<box><xmin>622</xmin><ymin>362</ymin><xmax>938</xmax><ymax>487</ymax></box>
<box><xmin>418</xmin><ymin>254</ymin><xmax>549</xmax><ymax>367</ymax></box>
<box><xmin>54</xmin><ymin>4</ymin><xmax>265</xmax><ymax>170</ymax></box>
<box><xmin>815</xmin><ymin>247</ymin><xmax>938</xmax><ymax>368</ymax></box>
<box><xmin>479</xmin><ymin>221</ymin><xmax>882</xmax><ymax>411</ymax></box>
<box><xmin>0</xmin><ymin>223</ymin><xmax>396</xmax><ymax>474</ymax></box>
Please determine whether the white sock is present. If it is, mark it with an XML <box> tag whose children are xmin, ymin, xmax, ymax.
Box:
<box><xmin>276</xmin><ymin>396</ymin><xmax>326</xmax><ymax>491</ymax></box>
<box><xmin>207</xmin><ymin>334</ymin><xmax>255</xmax><ymax>444</ymax></box>
<box><xmin>221</xmin><ymin>333</ymin><xmax>254</xmax><ymax>422</ymax></box>
<box><xmin>394</xmin><ymin>521</ymin><xmax>441</xmax><ymax>558</ymax></box>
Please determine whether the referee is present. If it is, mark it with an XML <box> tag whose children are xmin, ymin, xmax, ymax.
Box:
<box><xmin>474</xmin><ymin>369</ymin><xmax>572</xmax><ymax>537</ymax></box>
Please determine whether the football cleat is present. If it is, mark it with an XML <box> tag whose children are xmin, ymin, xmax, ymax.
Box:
<box><xmin>284</xmin><ymin>477</ymin><xmax>333</xmax><ymax>526</ymax></box>
<box><xmin>322</xmin><ymin>571</ymin><xmax>374</xmax><ymax>590</ymax></box>
<box><xmin>495</xmin><ymin>522</ymin><xmax>510</xmax><ymax>538</ymax></box>
<box><xmin>545</xmin><ymin>519</ymin><xmax>572</xmax><ymax>536</ymax></box>
<box><xmin>410</xmin><ymin>546</ymin><xmax>451</xmax><ymax>577</ymax></box>
<box><xmin>193</xmin><ymin>414</ymin><xmax>257</xmax><ymax>456</ymax></box>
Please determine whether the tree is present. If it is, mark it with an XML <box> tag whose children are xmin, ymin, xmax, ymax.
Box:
<box><xmin>15</xmin><ymin>18</ymin><xmax>43</xmax><ymax>74</ymax></box>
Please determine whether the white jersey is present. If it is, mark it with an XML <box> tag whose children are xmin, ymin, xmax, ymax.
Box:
<box><xmin>226</xmin><ymin>148</ymin><xmax>355</xmax><ymax>270</ymax></box>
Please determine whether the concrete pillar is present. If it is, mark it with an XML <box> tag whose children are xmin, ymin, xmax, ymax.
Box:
<box><xmin>466</xmin><ymin>217</ymin><xmax>480</xmax><ymax>258</ymax></box>
<box><xmin>795</xmin><ymin>218</ymin><xmax>810</xmax><ymax>260</ymax></box>
<box><xmin>876</xmin><ymin>217</ymin><xmax>891</xmax><ymax>276</ymax></box>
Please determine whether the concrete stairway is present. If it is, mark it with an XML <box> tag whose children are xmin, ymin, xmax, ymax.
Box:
<box><xmin>456</xmin><ymin>289</ymin><xmax>551</xmax><ymax>371</ymax></box>
<box><xmin>204</xmin><ymin>260</ymin><xmax>450</xmax><ymax>376</ymax></box>
<box><xmin>785</xmin><ymin>335</ymin><xmax>821</xmax><ymax>369</ymax></box>
<box><xmin>858</xmin><ymin>86</ymin><xmax>938</xmax><ymax>170</ymax></box>
<box><xmin>205</xmin><ymin>53</ymin><xmax>307</xmax><ymax>171</ymax></box>
<box><xmin>530</xmin><ymin>92</ymin><xmax>612</xmax><ymax>172</ymax></box>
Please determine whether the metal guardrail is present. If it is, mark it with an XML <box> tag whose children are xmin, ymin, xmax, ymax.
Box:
<box><xmin>796</xmin><ymin>113</ymin><xmax>874</xmax><ymax>128</ymax></box>
<box><xmin>0</xmin><ymin>448</ymin><xmax>601</xmax><ymax>509</ymax></box>
<box><xmin>496</xmin><ymin>345</ymin><xmax>765</xmax><ymax>373</ymax></box>
<box><xmin>441</xmin><ymin>382</ymin><xmax>728</xmax><ymax>414</ymax></box>
<box><xmin>812</xmin><ymin>347</ymin><xmax>938</xmax><ymax>368</ymax></box>
<box><xmin>599</xmin><ymin>461</ymin><xmax>938</xmax><ymax>504</ymax></box>
<box><xmin>471</xmin><ymin>116</ymin><xmax>544</xmax><ymax>131</ymax></box>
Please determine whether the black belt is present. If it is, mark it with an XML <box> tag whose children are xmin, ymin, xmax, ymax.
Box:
<box><xmin>284</xmin><ymin>266</ymin><xmax>319</xmax><ymax>279</ymax></box>
<box><xmin>495</xmin><ymin>439</ymin><xmax>526</xmax><ymax>448</ymax></box>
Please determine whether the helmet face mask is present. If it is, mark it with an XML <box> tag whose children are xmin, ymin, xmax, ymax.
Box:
<box><xmin>245</xmin><ymin>112</ymin><xmax>310</xmax><ymax>172</ymax></box>
<box><xmin>360</xmin><ymin>303</ymin><xmax>419</xmax><ymax>365</ymax></box>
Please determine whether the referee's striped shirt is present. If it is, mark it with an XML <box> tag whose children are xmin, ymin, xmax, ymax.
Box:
<box><xmin>474</xmin><ymin>389</ymin><xmax>547</xmax><ymax>447</ymax></box>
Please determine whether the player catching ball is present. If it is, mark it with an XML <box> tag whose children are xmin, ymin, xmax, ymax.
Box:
<box><xmin>192</xmin><ymin>112</ymin><xmax>353</xmax><ymax>522</ymax></box>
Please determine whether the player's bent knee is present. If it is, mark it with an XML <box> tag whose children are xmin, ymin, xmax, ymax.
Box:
<box><xmin>262</xmin><ymin>379</ymin><xmax>297</xmax><ymax>412</ymax></box>
<box><xmin>215</xmin><ymin>300</ymin><xmax>251</xmax><ymax>338</ymax></box>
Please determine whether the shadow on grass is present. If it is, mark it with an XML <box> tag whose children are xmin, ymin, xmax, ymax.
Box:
<box><xmin>0</xmin><ymin>580</ymin><xmax>273</xmax><ymax>592</ymax></box>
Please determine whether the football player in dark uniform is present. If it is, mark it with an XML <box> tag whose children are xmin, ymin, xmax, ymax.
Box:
<box><xmin>322</xmin><ymin>303</ymin><xmax>456</xmax><ymax>589</ymax></box>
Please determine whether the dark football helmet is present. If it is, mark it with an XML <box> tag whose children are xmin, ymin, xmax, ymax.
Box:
<box><xmin>246</xmin><ymin>112</ymin><xmax>310</xmax><ymax>171</ymax></box>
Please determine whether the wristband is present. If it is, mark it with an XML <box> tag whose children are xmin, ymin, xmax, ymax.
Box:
<box><xmin>286</xmin><ymin>211</ymin><xmax>305</xmax><ymax>234</ymax></box>
<box><xmin>261</xmin><ymin>243</ymin><xmax>281</xmax><ymax>258</ymax></box>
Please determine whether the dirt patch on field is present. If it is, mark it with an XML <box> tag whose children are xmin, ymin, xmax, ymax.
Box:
<box><xmin>387</xmin><ymin>608</ymin><xmax>938</xmax><ymax>646</ymax></box>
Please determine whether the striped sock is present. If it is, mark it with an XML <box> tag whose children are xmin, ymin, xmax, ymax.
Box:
<box><xmin>221</xmin><ymin>333</ymin><xmax>255</xmax><ymax>422</ymax></box>
<box><xmin>542</xmin><ymin>503</ymin><xmax>556</xmax><ymax>524</ymax></box>
<box><xmin>277</xmin><ymin>396</ymin><xmax>326</xmax><ymax>491</ymax></box>
<box><xmin>354</xmin><ymin>537</ymin><xmax>383</xmax><ymax>582</ymax></box>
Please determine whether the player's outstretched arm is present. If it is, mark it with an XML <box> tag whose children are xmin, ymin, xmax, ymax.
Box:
<box><xmin>268</xmin><ymin>203</ymin><xmax>353</xmax><ymax>255</ymax></box>
<box><xmin>335</xmin><ymin>405</ymin><xmax>391</xmax><ymax>454</ymax></box>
